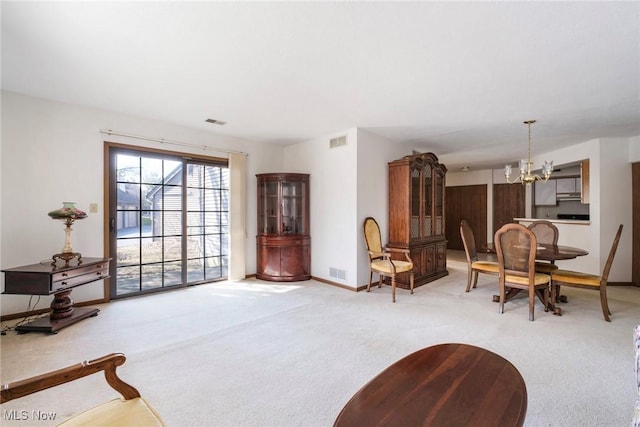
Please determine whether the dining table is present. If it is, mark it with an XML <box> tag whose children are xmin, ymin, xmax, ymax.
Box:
<box><xmin>483</xmin><ymin>242</ymin><xmax>588</xmax><ymax>262</ymax></box>
<box><xmin>483</xmin><ymin>242</ymin><xmax>589</xmax><ymax>315</ymax></box>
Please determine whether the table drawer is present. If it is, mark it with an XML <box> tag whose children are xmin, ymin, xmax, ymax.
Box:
<box><xmin>52</xmin><ymin>262</ymin><xmax>109</xmax><ymax>283</ymax></box>
<box><xmin>2</xmin><ymin>258</ymin><xmax>111</xmax><ymax>295</ymax></box>
<box><xmin>52</xmin><ymin>265</ymin><xmax>109</xmax><ymax>292</ymax></box>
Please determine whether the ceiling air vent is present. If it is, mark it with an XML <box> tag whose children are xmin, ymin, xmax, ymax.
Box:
<box><xmin>329</xmin><ymin>135</ymin><xmax>347</xmax><ymax>149</ymax></box>
<box><xmin>205</xmin><ymin>118</ymin><xmax>227</xmax><ymax>125</ymax></box>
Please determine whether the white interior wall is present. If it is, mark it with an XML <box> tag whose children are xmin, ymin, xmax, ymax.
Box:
<box><xmin>1</xmin><ymin>91</ymin><xmax>283</xmax><ymax>316</ymax></box>
<box><xmin>597</xmin><ymin>138</ymin><xmax>633</xmax><ymax>282</ymax></box>
<box><xmin>630</xmin><ymin>136</ymin><xmax>640</xmax><ymax>162</ymax></box>
<box><xmin>355</xmin><ymin>129</ymin><xmax>411</xmax><ymax>287</ymax></box>
<box><xmin>283</xmin><ymin>128</ymin><xmax>359</xmax><ymax>287</ymax></box>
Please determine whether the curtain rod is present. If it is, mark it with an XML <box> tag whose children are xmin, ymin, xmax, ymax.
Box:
<box><xmin>100</xmin><ymin>129</ymin><xmax>247</xmax><ymax>155</ymax></box>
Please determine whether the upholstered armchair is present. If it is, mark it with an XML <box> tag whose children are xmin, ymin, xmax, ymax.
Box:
<box><xmin>363</xmin><ymin>217</ymin><xmax>414</xmax><ymax>303</ymax></box>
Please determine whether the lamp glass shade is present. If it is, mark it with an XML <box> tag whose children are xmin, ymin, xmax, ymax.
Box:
<box><xmin>48</xmin><ymin>202</ymin><xmax>87</xmax><ymax>221</ymax></box>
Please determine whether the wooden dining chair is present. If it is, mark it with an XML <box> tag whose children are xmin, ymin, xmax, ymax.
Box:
<box><xmin>527</xmin><ymin>220</ymin><xmax>560</xmax><ymax>274</ymax></box>
<box><xmin>494</xmin><ymin>223</ymin><xmax>550</xmax><ymax>321</ymax></box>
<box><xmin>1</xmin><ymin>353</ymin><xmax>165</xmax><ymax>426</ymax></box>
<box><xmin>460</xmin><ymin>220</ymin><xmax>499</xmax><ymax>292</ymax></box>
<box><xmin>551</xmin><ymin>224</ymin><xmax>623</xmax><ymax>321</ymax></box>
<box><xmin>363</xmin><ymin>217</ymin><xmax>414</xmax><ymax>303</ymax></box>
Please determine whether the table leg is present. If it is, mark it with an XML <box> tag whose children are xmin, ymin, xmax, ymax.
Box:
<box><xmin>549</xmin><ymin>282</ymin><xmax>562</xmax><ymax>316</ymax></box>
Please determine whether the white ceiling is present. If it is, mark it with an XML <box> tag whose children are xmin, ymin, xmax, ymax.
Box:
<box><xmin>2</xmin><ymin>1</ymin><xmax>639</xmax><ymax>171</ymax></box>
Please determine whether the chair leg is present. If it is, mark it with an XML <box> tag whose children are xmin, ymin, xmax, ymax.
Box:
<box><xmin>466</xmin><ymin>269</ymin><xmax>473</xmax><ymax>292</ymax></box>
<box><xmin>391</xmin><ymin>275</ymin><xmax>396</xmax><ymax>303</ymax></box>
<box><xmin>472</xmin><ymin>271</ymin><xmax>479</xmax><ymax>289</ymax></box>
<box><xmin>410</xmin><ymin>272</ymin><xmax>414</xmax><ymax>295</ymax></box>
<box><xmin>367</xmin><ymin>271</ymin><xmax>372</xmax><ymax>292</ymax></box>
<box><xmin>499</xmin><ymin>282</ymin><xmax>505</xmax><ymax>314</ymax></box>
<box><xmin>378</xmin><ymin>274</ymin><xmax>383</xmax><ymax>288</ymax></box>
<box><xmin>600</xmin><ymin>285</ymin><xmax>611</xmax><ymax>322</ymax></box>
<box><xmin>529</xmin><ymin>286</ymin><xmax>535</xmax><ymax>321</ymax></box>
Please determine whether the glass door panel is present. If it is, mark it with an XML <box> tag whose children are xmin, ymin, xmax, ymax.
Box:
<box><xmin>113</xmin><ymin>153</ymin><xmax>183</xmax><ymax>297</ymax></box>
<box><xmin>259</xmin><ymin>181</ymin><xmax>279</xmax><ymax>234</ymax></box>
<box><xmin>423</xmin><ymin>164</ymin><xmax>432</xmax><ymax>238</ymax></box>
<box><xmin>185</xmin><ymin>163</ymin><xmax>229</xmax><ymax>283</ymax></box>
<box><xmin>435</xmin><ymin>171</ymin><xmax>444</xmax><ymax>235</ymax></box>
<box><xmin>109</xmin><ymin>147</ymin><xmax>229</xmax><ymax>299</ymax></box>
<box><xmin>410</xmin><ymin>167</ymin><xmax>421</xmax><ymax>239</ymax></box>
<box><xmin>282</xmin><ymin>181</ymin><xmax>303</xmax><ymax>234</ymax></box>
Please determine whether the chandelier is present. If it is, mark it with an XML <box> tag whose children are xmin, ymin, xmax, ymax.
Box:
<box><xmin>504</xmin><ymin>120</ymin><xmax>553</xmax><ymax>185</ymax></box>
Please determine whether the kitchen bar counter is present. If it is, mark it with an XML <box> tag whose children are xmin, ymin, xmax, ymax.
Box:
<box><xmin>514</xmin><ymin>217</ymin><xmax>590</xmax><ymax>225</ymax></box>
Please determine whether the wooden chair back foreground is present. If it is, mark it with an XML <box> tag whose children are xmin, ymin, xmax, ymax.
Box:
<box><xmin>363</xmin><ymin>217</ymin><xmax>414</xmax><ymax>303</ymax></box>
<box><xmin>1</xmin><ymin>353</ymin><xmax>165</xmax><ymax>426</ymax></box>
<box><xmin>551</xmin><ymin>224</ymin><xmax>623</xmax><ymax>321</ymax></box>
<box><xmin>494</xmin><ymin>223</ymin><xmax>550</xmax><ymax>321</ymax></box>
<box><xmin>460</xmin><ymin>219</ymin><xmax>499</xmax><ymax>292</ymax></box>
<box><xmin>334</xmin><ymin>343</ymin><xmax>527</xmax><ymax>427</ymax></box>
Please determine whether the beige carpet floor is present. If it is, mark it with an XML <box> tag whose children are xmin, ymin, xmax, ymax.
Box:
<box><xmin>1</xmin><ymin>257</ymin><xmax>639</xmax><ymax>426</ymax></box>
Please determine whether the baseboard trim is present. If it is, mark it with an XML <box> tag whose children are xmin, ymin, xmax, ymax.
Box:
<box><xmin>312</xmin><ymin>276</ymin><xmax>367</xmax><ymax>292</ymax></box>
<box><xmin>608</xmin><ymin>282</ymin><xmax>636</xmax><ymax>287</ymax></box>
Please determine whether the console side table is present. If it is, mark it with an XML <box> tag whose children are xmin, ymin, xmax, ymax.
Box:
<box><xmin>2</xmin><ymin>257</ymin><xmax>110</xmax><ymax>334</ymax></box>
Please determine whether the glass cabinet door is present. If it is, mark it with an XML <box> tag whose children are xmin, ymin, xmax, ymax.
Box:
<box><xmin>423</xmin><ymin>163</ymin><xmax>433</xmax><ymax>238</ymax></box>
<box><xmin>434</xmin><ymin>169</ymin><xmax>444</xmax><ymax>236</ymax></box>
<box><xmin>282</xmin><ymin>181</ymin><xmax>305</xmax><ymax>234</ymax></box>
<box><xmin>410</xmin><ymin>167</ymin><xmax>421</xmax><ymax>240</ymax></box>
<box><xmin>259</xmin><ymin>181</ymin><xmax>279</xmax><ymax>234</ymax></box>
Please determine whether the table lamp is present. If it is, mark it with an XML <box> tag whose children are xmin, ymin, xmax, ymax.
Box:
<box><xmin>48</xmin><ymin>202</ymin><xmax>87</xmax><ymax>266</ymax></box>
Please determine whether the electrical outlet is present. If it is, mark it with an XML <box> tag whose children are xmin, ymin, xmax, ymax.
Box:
<box><xmin>90</xmin><ymin>203</ymin><xmax>98</xmax><ymax>213</ymax></box>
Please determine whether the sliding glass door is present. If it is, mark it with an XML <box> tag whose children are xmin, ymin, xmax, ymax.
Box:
<box><xmin>108</xmin><ymin>145</ymin><xmax>228</xmax><ymax>299</ymax></box>
<box><xmin>185</xmin><ymin>163</ymin><xmax>229</xmax><ymax>283</ymax></box>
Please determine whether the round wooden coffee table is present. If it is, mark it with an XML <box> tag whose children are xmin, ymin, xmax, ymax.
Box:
<box><xmin>334</xmin><ymin>343</ymin><xmax>527</xmax><ymax>427</ymax></box>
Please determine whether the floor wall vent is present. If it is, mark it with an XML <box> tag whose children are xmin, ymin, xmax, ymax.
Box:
<box><xmin>329</xmin><ymin>267</ymin><xmax>346</xmax><ymax>280</ymax></box>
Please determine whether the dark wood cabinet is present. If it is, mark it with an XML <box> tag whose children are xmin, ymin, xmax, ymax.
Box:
<box><xmin>388</xmin><ymin>153</ymin><xmax>448</xmax><ymax>288</ymax></box>
<box><xmin>2</xmin><ymin>258</ymin><xmax>110</xmax><ymax>333</ymax></box>
<box><xmin>256</xmin><ymin>173</ymin><xmax>310</xmax><ymax>281</ymax></box>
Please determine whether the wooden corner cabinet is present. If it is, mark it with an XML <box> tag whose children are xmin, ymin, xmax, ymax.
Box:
<box><xmin>388</xmin><ymin>152</ymin><xmax>448</xmax><ymax>288</ymax></box>
<box><xmin>256</xmin><ymin>173</ymin><xmax>311</xmax><ymax>281</ymax></box>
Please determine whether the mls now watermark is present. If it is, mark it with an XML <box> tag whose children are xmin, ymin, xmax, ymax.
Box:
<box><xmin>3</xmin><ymin>409</ymin><xmax>57</xmax><ymax>421</ymax></box>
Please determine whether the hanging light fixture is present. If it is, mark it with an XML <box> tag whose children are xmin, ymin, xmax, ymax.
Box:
<box><xmin>504</xmin><ymin>120</ymin><xmax>553</xmax><ymax>185</ymax></box>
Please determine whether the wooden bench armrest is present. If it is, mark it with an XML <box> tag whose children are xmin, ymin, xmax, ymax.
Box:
<box><xmin>1</xmin><ymin>353</ymin><xmax>140</xmax><ymax>403</ymax></box>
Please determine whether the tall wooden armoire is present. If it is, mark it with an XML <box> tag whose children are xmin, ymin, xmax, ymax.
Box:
<box><xmin>388</xmin><ymin>152</ymin><xmax>448</xmax><ymax>288</ymax></box>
